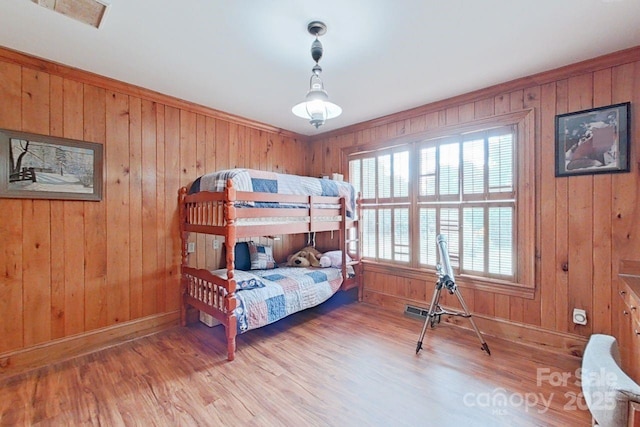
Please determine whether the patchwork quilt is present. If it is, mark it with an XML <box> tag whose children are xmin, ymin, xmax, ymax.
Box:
<box><xmin>189</xmin><ymin>168</ymin><xmax>356</xmax><ymax>218</ymax></box>
<box><xmin>233</xmin><ymin>266</ymin><xmax>344</xmax><ymax>333</ymax></box>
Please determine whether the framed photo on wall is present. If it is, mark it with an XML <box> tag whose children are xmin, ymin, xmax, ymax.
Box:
<box><xmin>0</xmin><ymin>129</ymin><xmax>103</xmax><ymax>201</ymax></box>
<box><xmin>555</xmin><ymin>102</ymin><xmax>630</xmax><ymax>177</ymax></box>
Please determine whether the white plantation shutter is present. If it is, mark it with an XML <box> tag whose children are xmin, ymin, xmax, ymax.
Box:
<box><xmin>488</xmin><ymin>207</ymin><xmax>513</xmax><ymax>275</ymax></box>
<box><xmin>416</xmin><ymin>127</ymin><xmax>515</xmax><ymax>278</ymax></box>
<box><xmin>349</xmin><ymin>125</ymin><xmax>516</xmax><ymax>281</ymax></box>
<box><xmin>349</xmin><ymin>160</ymin><xmax>361</xmax><ymax>199</ymax></box>
<box><xmin>394</xmin><ymin>208</ymin><xmax>410</xmax><ymax>262</ymax></box>
<box><xmin>488</xmin><ymin>134</ymin><xmax>513</xmax><ymax>194</ymax></box>
<box><xmin>378</xmin><ymin>208</ymin><xmax>392</xmax><ymax>259</ymax></box>
<box><xmin>362</xmin><ymin>209</ymin><xmax>376</xmax><ymax>258</ymax></box>
<box><xmin>367</xmin><ymin>206</ymin><xmax>411</xmax><ymax>262</ymax></box>
<box><xmin>394</xmin><ymin>151</ymin><xmax>409</xmax><ymax>198</ymax></box>
<box><xmin>439</xmin><ymin>208</ymin><xmax>460</xmax><ymax>269</ymax></box>
<box><xmin>419</xmin><ymin>208</ymin><xmax>437</xmax><ymax>265</ymax></box>
<box><xmin>463</xmin><ymin>207</ymin><xmax>485</xmax><ymax>272</ymax></box>
<box><xmin>463</xmin><ymin>139</ymin><xmax>485</xmax><ymax>195</ymax></box>
<box><xmin>349</xmin><ymin>148</ymin><xmax>411</xmax><ymax>263</ymax></box>
<box><xmin>378</xmin><ymin>154</ymin><xmax>391</xmax><ymax>199</ymax></box>
<box><xmin>419</xmin><ymin>147</ymin><xmax>436</xmax><ymax>197</ymax></box>
<box><xmin>362</xmin><ymin>158</ymin><xmax>376</xmax><ymax>199</ymax></box>
<box><xmin>439</xmin><ymin>143</ymin><xmax>459</xmax><ymax>196</ymax></box>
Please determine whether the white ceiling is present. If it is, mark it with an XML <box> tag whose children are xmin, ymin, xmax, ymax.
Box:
<box><xmin>1</xmin><ymin>0</ymin><xmax>640</xmax><ymax>136</ymax></box>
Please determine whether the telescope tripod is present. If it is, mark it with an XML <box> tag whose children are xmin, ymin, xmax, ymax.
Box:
<box><xmin>415</xmin><ymin>273</ymin><xmax>491</xmax><ymax>356</ymax></box>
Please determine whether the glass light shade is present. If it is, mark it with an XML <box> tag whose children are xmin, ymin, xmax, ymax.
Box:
<box><xmin>292</xmin><ymin>89</ymin><xmax>342</xmax><ymax>128</ymax></box>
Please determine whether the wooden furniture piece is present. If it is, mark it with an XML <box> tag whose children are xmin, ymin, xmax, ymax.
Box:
<box><xmin>619</xmin><ymin>260</ymin><xmax>640</xmax><ymax>384</ymax></box>
<box><xmin>178</xmin><ymin>176</ymin><xmax>362</xmax><ymax>361</ymax></box>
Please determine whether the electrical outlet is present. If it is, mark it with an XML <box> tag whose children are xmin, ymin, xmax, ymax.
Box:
<box><xmin>187</xmin><ymin>242</ymin><xmax>196</xmax><ymax>253</ymax></box>
<box><xmin>213</xmin><ymin>239</ymin><xmax>220</xmax><ymax>250</ymax></box>
<box><xmin>573</xmin><ymin>308</ymin><xmax>587</xmax><ymax>325</ymax></box>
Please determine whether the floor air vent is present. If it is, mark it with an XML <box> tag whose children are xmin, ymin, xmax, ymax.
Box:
<box><xmin>404</xmin><ymin>304</ymin><xmax>430</xmax><ymax>320</ymax></box>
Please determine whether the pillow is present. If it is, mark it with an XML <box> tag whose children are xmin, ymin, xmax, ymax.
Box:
<box><xmin>248</xmin><ymin>242</ymin><xmax>277</xmax><ymax>270</ymax></box>
<box><xmin>210</xmin><ymin>269</ymin><xmax>265</xmax><ymax>291</ymax></box>
<box><xmin>323</xmin><ymin>250</ymin><xmax>352</xmax><ymax>268</ymax></box>
<box><xmin>234</xmin><ymin>242</ymin><xmax>251</xmax><ymax>271</ymax></box>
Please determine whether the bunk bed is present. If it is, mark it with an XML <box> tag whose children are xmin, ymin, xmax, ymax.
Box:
<box><xmin>178</xmin><ymin>168</ymin><xmax>362</xmax><ymax>361</ymax></box>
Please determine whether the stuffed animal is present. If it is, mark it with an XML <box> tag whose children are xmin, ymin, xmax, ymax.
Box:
<box><xmin>287</xmin><ymin>246</ymin><xmax>331</xmax><ymax>268</ymax></box>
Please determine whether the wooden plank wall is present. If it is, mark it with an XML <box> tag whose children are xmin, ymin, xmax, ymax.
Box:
<box><xmin>0</xmin><ymin>48</ymin><xmax>308</xmax><ymax>355</ymax></box>
<box><xmin>309</xmin><ymin>47</ymin><xmax>640</xmax><ymax>343</ymax></box>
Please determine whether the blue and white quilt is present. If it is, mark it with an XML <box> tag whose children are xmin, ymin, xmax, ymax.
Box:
<box><xmin>233</xmin><ymin>266</ymin><xmax>343</xmax><ymax>333</ymax></box>
<box><xmin>189</xmin><ymin>168</ymin><xmax>356</xmax><ymax>218</ymax></box>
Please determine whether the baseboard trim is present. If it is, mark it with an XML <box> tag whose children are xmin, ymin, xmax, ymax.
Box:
<box><xmin>364</xmin><ymin>290</ymin><xmax>587</xmax><ymax>358</ymax></box>
<box><xmin>0</xmin><ymin>311</ymin><xmax>180</xmax><ymax>380</ymax></box>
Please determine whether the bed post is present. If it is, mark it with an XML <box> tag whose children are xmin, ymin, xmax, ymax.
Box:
<box><xmin>355</xmin><ymin>193</ymin><xmax>364</xmax><ymax>301</ymax></box>
<box><xmin>224</xmin><ymin>179</ymin><xmax>238</xmax><ymax>361</ymax></box>
<box><xmin>340</xmin><ymin>196</ymin><xmax>348</xmax><ymax>290</ymax></box>
<box><xmin>179</xmin><ymin>187</ymin><xmax>190</xmax><ymax>327</ymax></box>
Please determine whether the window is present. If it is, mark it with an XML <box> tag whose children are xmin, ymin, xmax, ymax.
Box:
<box><xmin>416</xmin><ymin>128</ymin><xmax>515</xmax><ymax>279</ymax></box>
<box><xmin>347</xmin><ymin>113</ymin><xmax>534</xmax><ymax>291</ymax></box>
<box><xmin>350</xmin><ymin>148</ymin><xmax>411</xmax><ymax>263</ymax></box>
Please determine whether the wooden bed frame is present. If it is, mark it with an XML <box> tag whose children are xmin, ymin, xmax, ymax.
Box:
<box><xmin>178</xmin><ymin>179</ymin><xmax>362</xmax><ymax>361</ymax></box>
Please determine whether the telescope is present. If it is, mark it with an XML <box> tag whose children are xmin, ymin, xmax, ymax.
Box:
<box><xmin>415</xmin><ymin>234</ymin><xmax>491</xmax><ymax>355</ymax></box>
<box><xmin>436</xmin><ymin>234</ymin><xmax>456</xmax><ymax>293</ymax></box>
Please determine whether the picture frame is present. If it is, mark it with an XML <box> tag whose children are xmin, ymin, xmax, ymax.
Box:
<box><xmin>555</xmin><ymin>102</ymin><xmax>630</xmax><ymax>177</ymax></box>
<box><xmin>0</xmin><ymin>129</ymin><xmax>103</xmax><ymax>201</ymax></box>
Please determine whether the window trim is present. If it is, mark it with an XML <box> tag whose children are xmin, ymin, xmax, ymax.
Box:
<box><xmin>342</xmin><ymin>110</ymin><xmax>536</xmax><ymax>298</ymax></box>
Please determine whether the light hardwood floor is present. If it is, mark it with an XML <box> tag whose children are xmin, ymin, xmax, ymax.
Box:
<box><xmin>0</xmin><ymin>292</ymin><xmax>590</xmax><ymax>426</ymax></box>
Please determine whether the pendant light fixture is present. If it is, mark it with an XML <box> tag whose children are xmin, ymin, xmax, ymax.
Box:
<box><xmin>292</xmin><ymin>21</ymin><xmax>342</xmax><ymax>129</ymax></box>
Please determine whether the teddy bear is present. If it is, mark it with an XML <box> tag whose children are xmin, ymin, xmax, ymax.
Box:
<box><xmin>286</xmin><ymin>246</ymin><xmax>331</xmax><ymax>268</ymax></box>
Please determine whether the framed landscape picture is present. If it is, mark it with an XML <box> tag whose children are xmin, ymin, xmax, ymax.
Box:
<box><xmin>555</xmin><ymin>102</ymin><xmax>630</xmax><ymax>177</ymax></box>
<box><xmin>0</xmin><ymin>129</ymin><xmax>103</xmax><ymax>201</ymax></box>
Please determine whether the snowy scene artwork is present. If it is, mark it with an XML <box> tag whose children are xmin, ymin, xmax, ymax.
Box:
<box><xmin>0</xmin><ymin>129</ymin><xmax>103</xmax><ymax>201</ymax></box>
